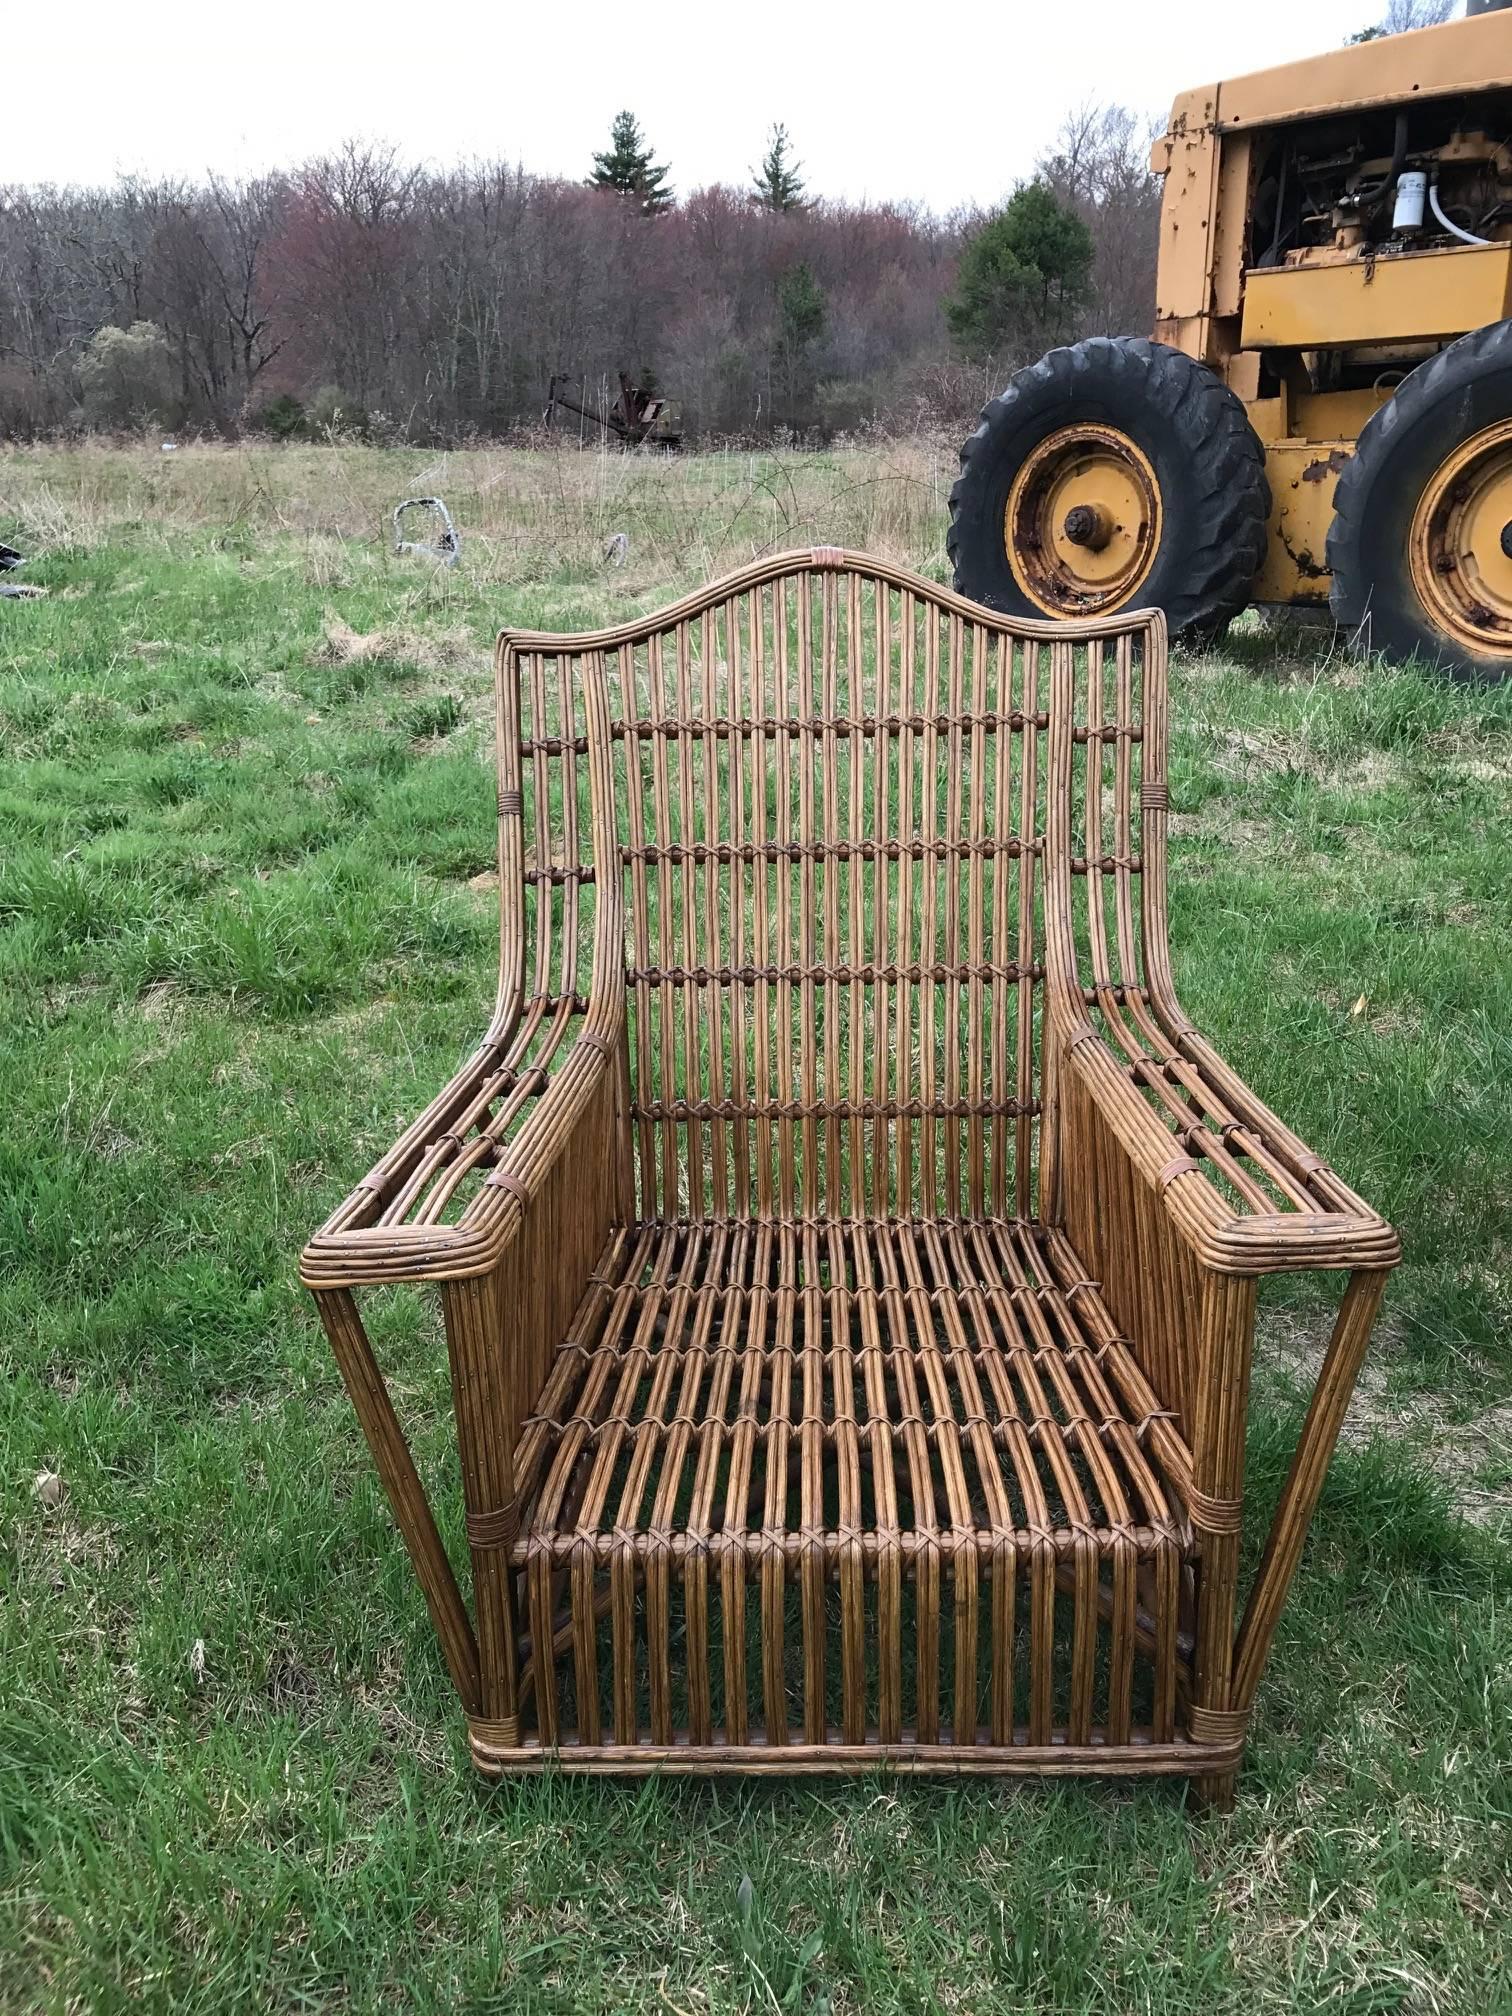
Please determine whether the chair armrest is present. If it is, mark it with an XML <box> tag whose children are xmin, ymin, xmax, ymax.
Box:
<box><xmin>1040</xmin><ymin>612</ymin><xmax>1397</xmax><ymax>1284</ymax></box>
<box><xmin>1056</xmin><ymin>1009</ymin><xmax>1400</xmax><ymax>1278</ymax></box>
<box><xmin>300</xmin><ymin>1011</ymin><xmax>624</xmax><ymax>1291</ymax></box>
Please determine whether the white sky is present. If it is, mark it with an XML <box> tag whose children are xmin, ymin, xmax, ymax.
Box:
<box><xmin>4</xmin><ymin>0</ymin><xmax>1388</xmax><ymax>209</ymax></box>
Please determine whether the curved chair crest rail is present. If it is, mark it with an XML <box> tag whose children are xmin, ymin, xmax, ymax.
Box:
<box><xmin>301</xmin><ymin>546</ymin><xmax>1397</xmax><ymax>1806</ymax></box>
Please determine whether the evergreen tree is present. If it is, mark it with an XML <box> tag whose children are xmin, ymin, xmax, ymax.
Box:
<box><xmin>777</xmin><ymin>262</ymin><xmax>826</xmax><ymax>354</ymax></box>
<box><xmin>589</xmin><ymin>111</ymin><xmax>673</xmax><ymax>215</ymax></box>
<box><xmin>752</xmin><ymin>124</ymin><xmax>809</xmax><ymax>212</ymax></box>
<box><xmin>773</xmin><ymin>260</ymin><xmax>827</xmax><ymax>422</ymax></box>
<box><xmin>945</xmin><ymin>182</ymin><xmax>1093</xmax><ymax>363</ymax></box>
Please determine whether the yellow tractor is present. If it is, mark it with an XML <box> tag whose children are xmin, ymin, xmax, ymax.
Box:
<box><xmin>949</xmin><ymin>2</ymin><xmax>1512</xmax><ymax>677</ymax></box>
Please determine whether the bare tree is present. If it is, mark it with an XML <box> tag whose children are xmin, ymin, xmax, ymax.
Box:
<box><xmin>0</xmin><ymin>147</ymin><xmax>972</xmax><ymax>440</ymax></box>
<box><xmin>206</xmin><ymin>176</ymin><xmax>290</xmax><ymax>412</ymax></box>
<box><xmin>1350</xmin><ymin>0</ymin><xmax>1453</xmax><ymax>39</ymax></box>
<box><xmin>1038</xmin><ymin>103</ymin><xmax>1163</xmax><ymax>338</ymax></box>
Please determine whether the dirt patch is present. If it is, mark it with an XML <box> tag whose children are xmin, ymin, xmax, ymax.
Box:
<box><xmin>1322</xmin><ymin>749</ymin><xmax>1415</xmax><ymax>796</ymax></box>
<box><xmin>265</xmin><ymin>1646</ymin><xmax>324</xmax><ymax>1720</ymax></box>
<box><xmin>311</xmin><ymin>998</ymin><xmax>394</xmax><ymax>1038</ymax></box>
<box><xmin>1211</xmin><ymin>726</ymin><xmax>1316</xmax><ymax>781</ymax></box>
<box><xmin>1452</xmin><ymin>755</ymin><xmax>1512</xmax><ymax>785</ymax></box>
<box><xmin>314</xmin><ymin>610</ymin><xmax>483</xmax><ymax>677</ymax></box>
<box><xmin>139</xmin><ymin>982</ymin><xmax>180</xmax><ymax>1024</ymax></box>
<box><xmin>41</xmin><ymin>978</ymin><xmax>108</xmax><ymax>1023</ymax></box>
<box><xmin>1426</xmin><ymin>723</ymin><xmax>1512</xmax><ymax>780</ymax></box>
<box><xmin>1168</xmin><ymin>810</ymin><xmax>1276</xmax><ymax>850</ymax></box>
<box><xmin>351</xmin><ymin>1643</ymin><xmax>453</xmax><ymax>1771</ymax></box>
<box><xmin>1207</xmin><ymin>732</ymin><xmax>1411</xmax><ymax>799</ymax></box>
<box><xmin>1315</xmin><ymin>985</ymin><xmax>1425</xmax><ymax>1039</ymax></box>
<box><xmin>19</xmin><ymin>1484</ymin><xmax>122</xmax><ymax>1586</ymax></box>
<box><xmin>1258</xmin><ymin>1307</ymin><xmax>1511</xmax><ymax>1528</ymax></box>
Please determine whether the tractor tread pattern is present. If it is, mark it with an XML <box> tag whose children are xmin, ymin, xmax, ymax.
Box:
<box><xmin>1328</xmin><ymin>317</ymin><xmax>1512</xmax><ymax>681</ymax></box>
<box><xmin>948</xmin><ymin>337</ymin><xmax>1270</xmax><ymax>638</ymax></box>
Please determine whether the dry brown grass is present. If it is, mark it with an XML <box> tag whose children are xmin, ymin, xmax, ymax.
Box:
<box><xmin>0</xmin><ymin>435</ymin><xmax>957</xmax><ymax>596</ymax></box>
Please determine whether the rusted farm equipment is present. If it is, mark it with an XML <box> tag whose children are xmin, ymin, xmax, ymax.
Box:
<box><xmin>949</xmin><ymin>2</ymin><xmax>1512</xmax><ymax>679</ymax></box>
<box><xmin>544</xmin><ymin>371</ymin><xmax>682</xmax><ymax>449</ymax></box>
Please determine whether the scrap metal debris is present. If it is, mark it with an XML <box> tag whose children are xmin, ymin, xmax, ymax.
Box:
<box><xmin>544</xmin><ymin>372</ymin><xmax>683</xmax><ymax>449</ymax></box>
<box><xmin>0</xmin><ymin>540</ymin><xmax>44</xmax><ymax>597</ymax></box>
<box><xmin>394</xmin><ymin>496</ymin><xmax>460</xmax><ymax>568</ymax></box>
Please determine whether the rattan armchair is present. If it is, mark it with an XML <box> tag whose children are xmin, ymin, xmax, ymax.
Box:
<box><xmin>302</xmin><ymin>550</ymin><xmax>1397</xmax><ymax>1807</ymax></box>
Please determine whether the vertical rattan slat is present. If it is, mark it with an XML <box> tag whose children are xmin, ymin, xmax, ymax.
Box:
<box><xmin>304</xmin><ymin>548</ymin><xmax>1398</xmax><ymax>1808</ymax></box>
<box><xmin>1014</xmin><ymin>636</ymin><xmax>1039</xmax><ymax>1219</ymax></box>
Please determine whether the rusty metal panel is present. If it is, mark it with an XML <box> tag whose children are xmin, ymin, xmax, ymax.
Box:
<box><xmin>1151</xmin><ymin>91</ymin><xmax>1222</xmax><ymax>354</ymax></box>
<box><xmin>1254</xmin><ymin>437</ymin><xmax>1354</xmax><ymax>604</ymax></box>
<box><xmin>1211</xmin><ymin>135</ymin><xmax>1253</xmax><ymax>322</ymax></box>
<box><xmin>1240</xmin><ymin>246</ymin><xmax>1512</xmax><ymax>350</ymax></box>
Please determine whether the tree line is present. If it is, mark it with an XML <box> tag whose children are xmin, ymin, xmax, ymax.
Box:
<box><xmin>0</xmin><ymin>108</ymin><xmax>1161</xmax><ymax>444</ymax></box>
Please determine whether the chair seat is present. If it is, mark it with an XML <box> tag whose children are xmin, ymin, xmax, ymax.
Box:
<box><xmin>492</xmin><ymin>1217</ymin><xmax>1203</xmax><ymax>1770</ymax></box>
<box><xmin>516</xmin><ymin>1218</ymin><xmax>1192</xmax><ymax>1569</ymax></box>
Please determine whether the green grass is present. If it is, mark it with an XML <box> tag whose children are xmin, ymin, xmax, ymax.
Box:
<box><xmin>2</xmin><ymin>447</ymin><xmax>1511</xmax><ymax>2013</ymax></box>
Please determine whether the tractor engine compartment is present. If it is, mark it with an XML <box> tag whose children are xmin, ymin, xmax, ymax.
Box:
<box><xmin>1233</xmin><ymin>95</ymin><xmax>1512</xmax><ymax>395</ymax></box>
<box><xmin>1253</xmin><ymin>99</ymin><xmax>1512</xmax><ymax>271</ymax></box>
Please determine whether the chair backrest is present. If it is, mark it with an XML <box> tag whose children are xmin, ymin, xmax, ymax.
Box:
<box><xmin>497</xmin><ymin>549</ymin><xmax>1164</xmax><ymax>1225</ymax></box>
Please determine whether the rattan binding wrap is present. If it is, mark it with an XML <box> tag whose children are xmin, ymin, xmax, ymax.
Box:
<box><xmin>302</xmin><ymin>550</ymin><xmax>1396</xmax><ymax>1808</ymax></box>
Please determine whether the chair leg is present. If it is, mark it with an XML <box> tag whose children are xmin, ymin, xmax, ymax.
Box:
<box><xmin>1187</xmin><ymin>1271</ymin><xmax>1387</xmax><ymax>1811</ymax></box>
<box><xmin>1190</xmin><ymin>1768</ymin><xmax>1238</xmax><ymax>1816</ymax></box>
<box><xmin>442</xmin><ymin>1270</ymin><xmax>522</xmax><ymax>1736</ymax></box>
<box><xmin>1231</xmin><ymin>1268</ymin><xmax>1389</xmax><ymax>1717</ymax></box>
<box><xmin>315</xmin><ymin>1286</ymin><xmax>482</xmax><ymax>1716</ymax></box>
<box><xmin>1186</xmin><ymin>1274</ymin><xmax>1257</xmax><ymax>1795</ymax></box>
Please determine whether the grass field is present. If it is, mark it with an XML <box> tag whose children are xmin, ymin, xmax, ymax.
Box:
<box><xmin>2</xmin><ymin>441</ymin><xmax>1510</xmax><ymax>2013</ymax></box>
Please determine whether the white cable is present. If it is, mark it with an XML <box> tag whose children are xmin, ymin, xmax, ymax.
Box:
<box><xmin>1428</xmin><ymin>179</ymin><xmax>1496</xmax><ymax>249</ymax></box>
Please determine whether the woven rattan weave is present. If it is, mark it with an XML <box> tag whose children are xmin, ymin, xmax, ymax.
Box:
<box><xmin>302</xmin><ymin>549</ymin><xmax>1397</xmax><ymax>1805</ymax></box>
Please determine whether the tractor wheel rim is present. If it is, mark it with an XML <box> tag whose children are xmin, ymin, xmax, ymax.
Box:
<box><xmin>1004</xmin><ymin>425</ymin><xmax>1161</xmax><ymax>617</ymax></box>
<box><xmin>1409</xmin><ymin>419</ymin><xmax>1512</xmax><ymax>655</ymax></box>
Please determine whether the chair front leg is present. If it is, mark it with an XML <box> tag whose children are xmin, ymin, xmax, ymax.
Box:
<box><xmin>1186</xmin><ymin>1270</ymin><xmax>1257</xmax><ymax>1813</ymax></box>
<box><xmin>1232</xmin><ymin>1268</ymin><xmax>1391</xmax><ymax>1719</ymax></box>
<box><xmin>314</xmin><ymin>1285</ymin><xmax>483</xmax><ymax>1717</ymax></box>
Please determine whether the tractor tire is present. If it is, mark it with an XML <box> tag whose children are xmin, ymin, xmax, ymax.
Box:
<box><xmin>948</xmin><ymin>337</ymin><xmax>1270</xmax><ymax>639</ymax></box>
<box><xmin>1328</xmin><ymin>320</ymin><xmax>1512</xmax><ymax>682</ymax></box>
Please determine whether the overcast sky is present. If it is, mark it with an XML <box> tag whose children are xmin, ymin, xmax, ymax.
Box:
<box><xmin>5</xmin><ymin>0</ymin><xmax>1394</xmax><ymax>209</ymax></box>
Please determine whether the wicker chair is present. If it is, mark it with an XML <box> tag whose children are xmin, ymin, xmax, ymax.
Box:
<box><xmin>302</xmin><ymin>550</ymin><xmax>1397</xmax><ymax>1806</ymax></box>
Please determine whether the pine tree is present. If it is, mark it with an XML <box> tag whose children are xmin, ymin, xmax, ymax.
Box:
<box><xmin>752</xmin><ymin>124</ymin><xmax>809</xmax><ymax>212</ymax></box>
<box><xmin>589</xmin><ymin>111</ymin><xmax>674</xmax><ymax>216</ymax></box>
<box><xmin>776</xmin><ymin>262</ymin><xmax>826</xmax><ymax>355</ymax></box>
<box><xmin>773</xmin><ymin>260</ymin><xmax>827</xmax><ymax>423</ymax></box>
<box><xmin>945</xmin><ymin>183</ymin><xmax>1093</xmax><ymax>363</ymax></box>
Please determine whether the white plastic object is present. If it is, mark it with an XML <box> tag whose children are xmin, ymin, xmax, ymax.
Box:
<box><xmin>1392</xmin><ymin>171</ymin><xmax>1427</xmax><ymax>232</ymax></box>
<box><xmin>1429</xmin><ymin>179</ymin><xmax>1496</xmax><ymax>249</ymax></box>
